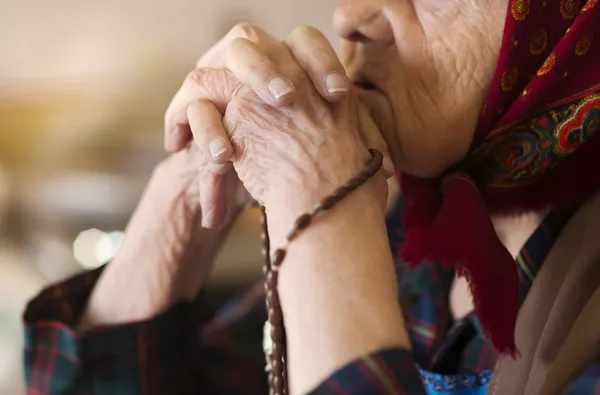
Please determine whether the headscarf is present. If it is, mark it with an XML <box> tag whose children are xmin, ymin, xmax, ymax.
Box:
<box><xmin>400</xmin><ymin>0</ymin><xmax>600</xmax><ymax>355</ymax></box>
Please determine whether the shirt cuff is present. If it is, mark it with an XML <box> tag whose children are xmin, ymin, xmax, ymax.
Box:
<box><xmin>22</xmin><ymin>266</ymin><xmax>201</xmax><ymax>395</ymax></box>
<box><xmin>310</xmin><ymin>348</ymin><xmax>426</xmax><ymax>395</ymax></box>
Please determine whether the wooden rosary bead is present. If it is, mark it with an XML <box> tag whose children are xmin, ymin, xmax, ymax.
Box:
<box><xmin>321</xmin><ymin>195</ymin><xmax>338</xmax><ymax>210</ymax></box>
<box><xmin>356</xmin><ymin>170</ymin><xmax>370</xmax><ymax>183</ymax></box>
<box><xmin>332</xmin><ymin>185</ymin><xmax>350</xmax><ymax>200</ymax></box>
<box><xmin>287</xmin><ymin>213</ymin><xmax>312</xmax><ymax>240</ymax></box>
<box><xmin>271</xmin><ymin>359</ymin><xmax>283</xmax><ymax>376</ymax></box>
<box><xmin>343</xmin><ymin>176</ymin><xmax>362</xmax><ymax>191</ymax></box>
<box><xmin>267</xmin><ymin>290</ymin><xmax>280</xmax><ymax>308</ymax></box>
<box><xmin>272</xmin><ymin>249</ymin><xmax>286</xmax><ymax>267</ymax></box>
<box><xmin>295</xmin><ymin>213</ymin><xmax>311</xmax><ymax>231</ymax></box>
<box><xmin>266</xmin><ymin>270</ymin><xmax>278</xmax><ymax>288</ymax></box>
<box><xmin>270</xmin><ymin>324</ymin><xmax>284</xmax><ymax>343</ymax></box>
<box><xmin>272</xmin><ymin>342</ymin><xmax>283</xmax><ymax>360</ymax></box>
<box><xmin>268</xmin><ymin>308</ymin><xmax>283</xmax><ymax>325</ymax></box>
<box><xmin>273</xmin><ymin>377</ymin><xmax>284</xmax><ymax>393</ymax></box>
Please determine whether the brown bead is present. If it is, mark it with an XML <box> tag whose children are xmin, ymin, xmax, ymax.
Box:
<box><xmin>272</xmin><ymin>249</ymin><xmax>286</xmax><ymax>267</ymax></box>
<box><xmin>321</xmin><ymin>195</ymin><xmax>338</xmax><ymax>210</ymax></box>
<box><xmin>266</xmin><ymin>290</ymin><xmax>280</xmax><ymax>308</ymax></box>
<box><xmin>262</xmin><ymin>264</ymin><xmax>270</xmax><ymax>276</ymax></box>
<box><xmin>295</xmin><ymin>213</ymin><xmax>311</xmax><ymax>230</ymax></box>
<box><xmin>287</xmin><ymin>213</ymin><xmax>312</xmax><ymax>241</ymax></box>
<box><xmin>344</xmin><ymin>176</ymin><xmax>362</xmax><ymax>191</ymax></box>
<box><xmin>370</xmin><ymin>158</ymin><xmax>381</xmax><ymax>172</ymax></box>
<box><xmin>369</xmin><ymin>148</ymin><xmax>381</xmax><ymax>160</ymax></box>
<box><xmin>268</xmin><ymin>308</ymin><xmax>283</xmax><ymax>325</ymax></box>
<box><xmin>372</xmin><ymin>156</ymin><xmax>383</xmax><ymax>170</ymax></box>
<box><xmin>358</xmin><ymin>170</ymin><xmax>370</xmax><ymax>182</ymax></box>
<box><xmin>270</xmin><ymin>324</ymin><xmax>284</xmax><ymax>343</ymax></box>
<box><xmin>272</xmin><ymin>342</ymin><xmax>283</xmax><ymax>359</ymax></box>
<box><xmin>266</xmin><ymin>270</ymin><xmax>278</xmax><ymax>288</ymax></box>
<box><xmin>271</xmin><ymin>359</ymin><xmax>283</xmax><ymax>376</ymax></box>
<box><xmin>332</xmin><ymin>185</ymin><xmax>349</xmax><ymax>200</ymax></box>
<box><xmin>273</xmin><ymin>376</ymin><xmax>284</xmax><ymax>393</ymax></box>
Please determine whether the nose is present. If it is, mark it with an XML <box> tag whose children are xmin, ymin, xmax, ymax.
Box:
<box><xmin>333</xmin><ymin>0</ymin><xmax>394</xmax><ymax>44</ymax></box>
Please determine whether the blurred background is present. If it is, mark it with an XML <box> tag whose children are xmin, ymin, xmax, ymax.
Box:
<box><xmin>0</xmin><ymin>0</ymin><xmax>340</xmax><ymax>393</ymax></box>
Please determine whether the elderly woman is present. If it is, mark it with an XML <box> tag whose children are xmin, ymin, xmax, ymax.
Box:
<box><xmin>23</xmin><ymin>0</ymin><xmax>600</xmax><ymax>394</ymax></box>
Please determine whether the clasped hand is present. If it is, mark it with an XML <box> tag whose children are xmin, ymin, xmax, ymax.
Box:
<box><xmin>78</xmin><ymin>24</ymin><xmax>396</xmax><ymax>328</ymax></box>
<box><xmin>164</xmin><ymin>24</ymin><xmax>393</xmax><ymax>228</ymax></box>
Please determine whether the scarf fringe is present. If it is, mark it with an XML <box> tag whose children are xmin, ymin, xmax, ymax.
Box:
<box><xmin>400</xmin><ymin>174</ymin><xmax>519</xmax><ymax>356</ymax></box>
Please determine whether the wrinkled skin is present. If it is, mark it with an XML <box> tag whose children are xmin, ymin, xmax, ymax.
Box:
<box><xmin>336</xmin><ymin>0</ymin><xmax>508</xmax><ymax>177</ymax></box>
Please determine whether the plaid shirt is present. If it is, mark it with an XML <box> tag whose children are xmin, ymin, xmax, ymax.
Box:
<box><xmin>23</xmin><ymin>201</ymin><xmax>600</xmax><ymax>395</ymax></box>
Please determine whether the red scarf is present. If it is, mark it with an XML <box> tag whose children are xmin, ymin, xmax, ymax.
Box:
<box><xmin>400</xmin><ymin>0</ymin><xmax>600</xmax><ymax>355</ymax></box>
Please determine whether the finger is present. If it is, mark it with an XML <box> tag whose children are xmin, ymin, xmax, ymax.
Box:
<box><xmin>187</xmin><ymin>98</ymin><xmax>233</xmax><ymax>166</ymax></box>
<box><xmin>197</xmin><ymin>23</ymin><xmax>277</xmax><ymax>69</ymax></box>
<box><xmin>285</xmin><ymin>26</ymin><xmax>349</xmax><ymax>103</ymax></box>
<box><xmin>357</xmin><ymin>102</ymin><xmax>395</xmax><ymax>179</ymax></box>
<box><xmin>200</xmin><ymin>23</ymin><xmax>301</xmax><ymax>107</ymax></box>
<box><xmin>225</xmin><ymin>37</ymin><xmax>296</xmax><ymax>107</ymax></box>
<box><xmin>165</xmin><ymin>68</ymin><xmax>242</xmax><ymax>153</ymax></box>
<box><xmin>199</xmin><ymin>169</ymin><xmax>228</xmax><ymax>229</ymax></box>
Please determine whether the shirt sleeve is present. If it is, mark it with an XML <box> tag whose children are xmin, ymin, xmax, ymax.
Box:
<box><xmin>23</xmin><ymin>265</ymin><xmax>268</xmax><ymax>395</ymax></box>
<box><xmin>310</xmin><ymin>348</ymin><xmax>426</xmax><ymax>395</ymax></box>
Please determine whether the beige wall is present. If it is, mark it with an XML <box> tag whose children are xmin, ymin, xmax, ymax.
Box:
<box><xmin>0</xmin><ymin>1</ymin><xmax>339</xmax><ymax>394</ymax></box>
<box><xmin>1</xmin><ymin>0</ymin><xmax>337</xmax><ymax>93</ymax></box>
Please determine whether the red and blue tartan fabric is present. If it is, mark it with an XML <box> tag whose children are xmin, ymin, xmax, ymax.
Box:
<box><xmin>23</xmin><ymin>202</ymin><xmax>598</xmax><ymax>394</ymax></box>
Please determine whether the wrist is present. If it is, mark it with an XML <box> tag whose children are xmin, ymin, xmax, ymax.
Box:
<box><xmin>79</xmin><ymin>196</ymin><xmax>236</xmax><ymax>330</ymax></box>
<box><xmin>264</xmin><ymin>166</ymin><xmax>387</xmax><ymax>248</ymax></box>
<box><xmin>113</xmin><ymin>198</ymin><xmax>233</xmax><ymax>303</ymax></box>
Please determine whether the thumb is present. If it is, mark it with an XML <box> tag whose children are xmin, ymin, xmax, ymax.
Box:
<box><xmin>357</xmin><ymin>102</ymin><xmax>395</xmax><ymax>179</ymax></box>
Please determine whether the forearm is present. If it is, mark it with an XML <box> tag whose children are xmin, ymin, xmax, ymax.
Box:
<box><xmin>78</xmin><ymin>217</ymin><xmax>231</xmax><ymax>330</ymax></box>
<box><xmin>266</xmin><ymin>177</ymin><xmax>410</xmax><ymax>394</ymax></box>
<box><xmin>78</xmin><ymin>161</ymin><xmax>239</xmax><ymax>329</ymax></box>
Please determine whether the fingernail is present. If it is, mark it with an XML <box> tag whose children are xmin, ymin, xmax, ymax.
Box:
<box><xmin>325</xmin><ymin>73</ymin><xmax>348</xmax><ymax>93</ymax></box>
<box><xmin>268</xmin><ymin>77</ymin><xmax>294</xmax><ymax>99</ymax></box>
<box><xmin>209</xmin><ymin>137</ymin><xmax>227</xmax><ymax>158</ymax></box>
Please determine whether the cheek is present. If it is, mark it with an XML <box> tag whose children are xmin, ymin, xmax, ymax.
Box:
<box><xmin>386</xmin><ymin>86</ymin><xmax>474</xmax><ymax>178</ymax></box>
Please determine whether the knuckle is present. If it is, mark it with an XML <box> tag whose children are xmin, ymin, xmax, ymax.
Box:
<box><xmin>229</xmin><ymin>22</ymin><xmax>262</xmax><ymax>42</ymax></box>
<box><xmin>289</xmin><ymin>25</ymin><xmax>323</xmax><ymax>44</ymax></box>
<box><xmin>226</xmin><ymin>39</ymin><xmax>272</xmax><ymax>75</ymax></box>
<box><xmin>226</xmin><ymin>37</ymin><xmax>251</xmax><ymax>54</ymax></box>
<box><xmin>186</xmin><ymin>67</ymin><xmax>210</xmax><ymax>86</ymax></box>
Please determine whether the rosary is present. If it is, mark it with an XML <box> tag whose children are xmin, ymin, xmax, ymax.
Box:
<box><xmin>260</xmin><ymin>149</ymin><xmax>383</xmax><ymax>395</ymax></box>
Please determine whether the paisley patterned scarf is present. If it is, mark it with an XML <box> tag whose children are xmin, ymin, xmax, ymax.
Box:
<box><xmin>400</xmin><ymin>0</ymin><xmax>600</xmax><ymax>355</ymax></box>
